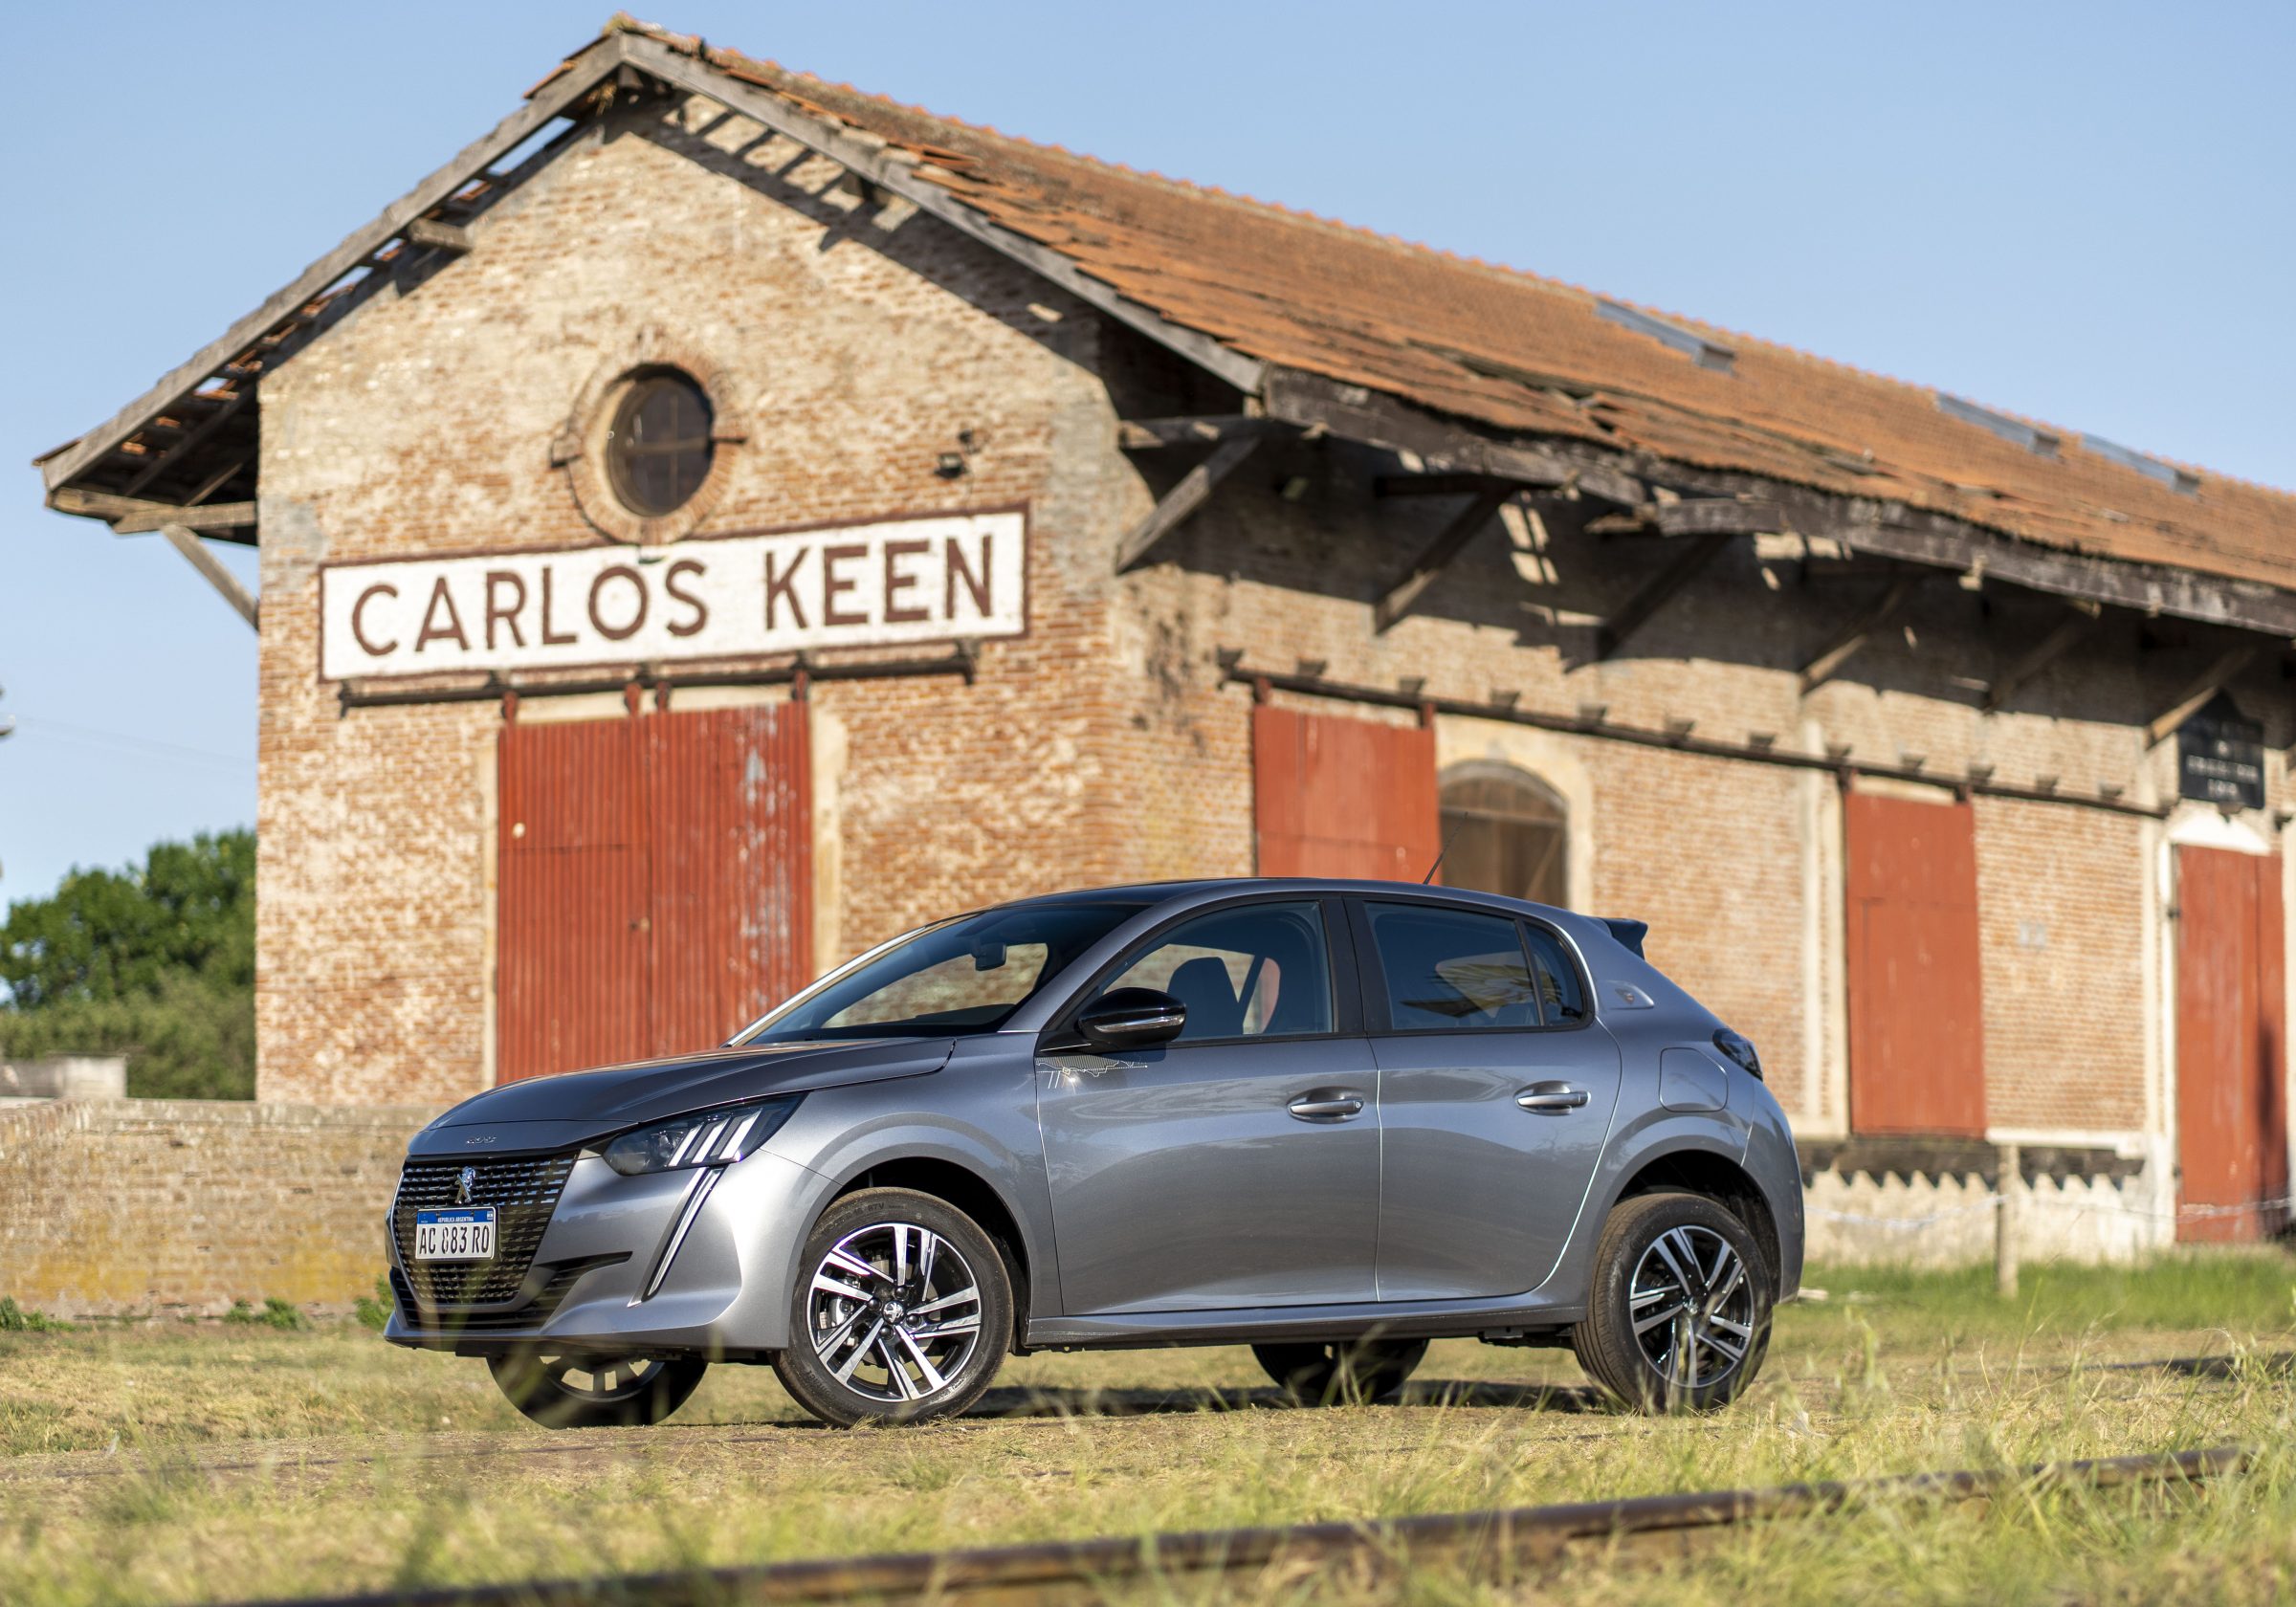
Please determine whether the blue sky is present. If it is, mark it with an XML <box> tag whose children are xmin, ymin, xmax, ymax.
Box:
<box><xmin>3</xmin><ymin>1</ymin><xmax>2290</xmax><ymax>908</ymax></box>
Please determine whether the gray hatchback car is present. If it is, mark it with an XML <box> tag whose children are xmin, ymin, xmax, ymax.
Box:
<box><xmin>385</xmin><ymin>879</ymin><xmax>1801</xmax><ymax>1427</ymax></box>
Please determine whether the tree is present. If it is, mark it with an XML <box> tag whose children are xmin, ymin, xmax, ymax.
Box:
<box><xmin>0</xmin><ymin>829</ymin><xmax>255</xmax><ymax>1098</ymax></box>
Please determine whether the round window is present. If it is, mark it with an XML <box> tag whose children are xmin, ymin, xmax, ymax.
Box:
<box><xmin>604</xmin><ymin>370</ymin><xmax>715</xmax><ymax>517</ymax></box>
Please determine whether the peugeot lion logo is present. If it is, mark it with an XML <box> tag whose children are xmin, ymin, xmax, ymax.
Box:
<box><xmin>455</xmin><ymin>1165</ymin><xmax>477</xmax><ymax>1205</ymax></box>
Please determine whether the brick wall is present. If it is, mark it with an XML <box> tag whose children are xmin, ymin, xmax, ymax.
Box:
<box><xmin>0</xmin><ymin>1100</ymin><xmax>434</xmax><ymax>1318</ymax></box>
<box><xmin>244</xmin><ymin>84</ymin><xmax>2290</xmax><ymax>1183</ymax></box>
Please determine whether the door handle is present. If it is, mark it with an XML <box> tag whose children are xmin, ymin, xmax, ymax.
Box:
<box><xmin>1288</xmin><ymin>1090</ymin><xmax>1367</xmax><ymax>1121</ymax></box>
<box><xmin>1516</xmin><ymin>1082</ymin><xmax>1589</xmax><ymax>1113</ymax></box>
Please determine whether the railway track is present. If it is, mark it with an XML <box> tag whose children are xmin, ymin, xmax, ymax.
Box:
<box><xmin>213</xmin><ymin>1443</ymin><xmax>2249</xmax><ymax>1607</ymax></box>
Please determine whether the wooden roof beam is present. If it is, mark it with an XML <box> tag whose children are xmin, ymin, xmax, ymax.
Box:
<box><xmin>406</xmin><ymin>217</ymin><xmax>475</xmax><ymax>254</ymax></box>
<box><xmin>618</xmin><ymin>33</ymin><xmax>1266</xmax><ymax>399</ymax></box>
<box><xmin>1799</xmin><ymin>575</ymin><xmax>1921</xmax><ymax>693</ymax></box>
<box><xmin>50</xmin><ymin>488</ymin><xmax>255</xmax><ymax>534</ymax></box>
<box><xmin>2145</xmin><ymin>644</ymin><xmax>2260</xmax><ymax>746</ymax></box>
<box><xmin>156</xmin><ymin>524</ymin><xmax>258</xmax><ymax>631</ymax></box>
<box><xmin>1982</xmin><ymin>600</ymin><xmax>2101</xmax><ymax>712</ymax></box>
<box><xmin>1373</xmin><ymin>485</ymin><xmax>1514</xmax><ymax>633</ymax></box>
<box><xmin>38</xmin><ymin>33</ymin><xmax>629</xmax><ymax>497</ymax></box>
<box><xmin>1115</xmin><ymin>415</ymin><xmax>1274</xmax><ymax>450</ymax></box>
<box><xmin>1596</xmin><ymin>533</ymin><xmax>1735</xmax><ymax>661</ymax></box>
<box><xmin>1114</xmin><ymin>435</ymin><xmax>1263</xmax><ymax>572</ymax></box>
<box><xmin>1587</xmin><ymin>499</ymin><xmax>1795</xmax><ymax>538</ymax></box>
<box><xmin>1260</xmin><ymin>369</ymin><xmax>2296</xmax><ymax>641</ymax></box>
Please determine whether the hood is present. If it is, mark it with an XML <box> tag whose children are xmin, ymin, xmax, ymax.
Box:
<box><xmin>407</xmin><ymin>1038</ymin><xmax>951</xmax><ymax>1157</ymax></box>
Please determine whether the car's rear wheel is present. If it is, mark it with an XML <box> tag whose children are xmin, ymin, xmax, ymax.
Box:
<box><xmin>1571</xmin><ymin>1191</ymin><xmax>1771</xmax><ymax>1413</ymax></box>
<box><xmin>1252</xmin><ymin>1338</ymin><xmax>1428</xmax><ymax>1404</ymax></box>
<box><xmin>486</xmin><ymin>1350</ymin><xmax>706</xmax><ymax>1429</ymax></box>
<box><xmin>772</xmin><ymin>1187</ymin><xmax>1013</xmax><ymax>1427</ymax></box>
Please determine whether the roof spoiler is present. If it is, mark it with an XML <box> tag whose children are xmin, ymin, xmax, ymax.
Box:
<box><xmin>1601</xmin><ymin>918</ymin><xmax>1649</xmax><ymax>958</ymax></box>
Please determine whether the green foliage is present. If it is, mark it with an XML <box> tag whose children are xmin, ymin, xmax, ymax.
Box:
<box><xmin>0</xmin><ymin>829</ymin><xmax>254</xmax><ymax>1099</ymax></box>
<box><xmin>0</xmin><ymin>1296</ymin><xmax>72</xmax><ymax>1332</ymax></box>
<box><xmin>353</xmin><ymin>1276</ymin><xmax>393</xmax><ymax>1332</ymax></box>
<box><xmin>223</xmin><ymin>1299</ymin><xmax>306</xmax><ymax>1332</ymax></box>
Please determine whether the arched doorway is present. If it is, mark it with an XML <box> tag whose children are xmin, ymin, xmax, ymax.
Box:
<box><xmin>1438</xmin><ymin>762</ymin><xmax>1569</xmax><ymax>908</ymax></box>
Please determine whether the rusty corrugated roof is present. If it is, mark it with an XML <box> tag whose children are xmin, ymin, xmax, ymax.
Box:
<box><xmin>602</xmin><ymin>15</ymin><xmax>2296</xmax><ymax>597</ymax></box>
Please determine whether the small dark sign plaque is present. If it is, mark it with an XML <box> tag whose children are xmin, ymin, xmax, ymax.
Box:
<box><xmin>2178</xmin><ymin>693</ymin><xmax>2265</xmax><ymax>809</ymax></box>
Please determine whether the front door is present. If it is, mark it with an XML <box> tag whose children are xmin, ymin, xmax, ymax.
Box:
<box><xmin>2176</xmin><ymin>846</ymin><xmax>2287</xmax><ymax>1243</ymax></box>
<box><xmin>1037</xmin><ymin>899</ymin><xmax>1380</xmax><ymax>1313</ymax></box>
<box><xmin>1356</xmin><ymin>898</ymin><xmax>1623</xmax><ymax>1300</ymax></box>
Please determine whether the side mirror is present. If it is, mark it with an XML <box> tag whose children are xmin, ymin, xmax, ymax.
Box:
<box><xmin>1075</xmin><ymin>987</ymin><xmax>1186</xmax><ymax>1051</ymax></box>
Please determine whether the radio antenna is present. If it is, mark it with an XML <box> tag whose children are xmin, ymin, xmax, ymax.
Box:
<box><xmin>1421</xmin><ymin>815</ymin><xmax>1464</xmax><ymax>885</ymax></box>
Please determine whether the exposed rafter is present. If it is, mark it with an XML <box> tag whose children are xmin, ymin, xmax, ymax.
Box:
<box><xmin>616</xmin><ymin>32</ymin><xmax>1267</xmax><ymax>399</ymax></box>
<box><xmin>1114</xmin><ymin>436</ymin><xmax>1264</xmax><ymax>571</ymax></box>
<box><xmin>40</xmin><ymin>33</ymin><xmax>629</xmax><ymax>499</ymax></box>
<box><xmin>2145</xmin><ymin>644</ymin><xmax>2259</xmax><ymax>746</ymax></box>
<box><xmin>154</xmin><ymin>525</ymin><xmax>258</xmax><ymax>631</ymax></box>
<box><xmin>51</xmin><ymin>489</ymin><xmax>256</xmax><ymax>535</ymax></box>
<box><xmin>1596</xmin><ymin>533</ymin><xmax>1735</xmax><ymax>661</ymax></box>
<box><xmin>1115</xmin><ymin>416</ymin><xmax>1273</xmax><ymax>450</ymax></box>
<box><xmin>1373</xmin><ymin>486</ymin><xmax>1514</xmax><ymax>633</ymax></box>
<box><xmin>1799</xmin><ymin>576</ymin><xmax>1920</xmax><ymax>693</ymax></box>
<box><xmin>1983</xmin><ymin>601</ymin><xmax>2101</xmax><ymax>712</ymax></box>
<box><xmin>1260</xmin><ymin>369</ymin><xmax>2296</xmax><ymax>640</ymax></box>
<box><xmin>1587</xmin><ymin>499</ymin><xmax>1795</xmax><ymax>538</ymax></box>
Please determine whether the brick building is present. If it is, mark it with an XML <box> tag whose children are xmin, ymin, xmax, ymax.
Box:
<box><xmin>38</xmin><ymin>19</ymin><xmax>2296</xmax><ymax>1261</ymax></box>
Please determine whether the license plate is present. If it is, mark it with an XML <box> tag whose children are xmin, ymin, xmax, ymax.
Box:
<box><xmin>414</xmin><ymin>1207</ymin><xmax>497</xmax><ymax>1262</ymax></box>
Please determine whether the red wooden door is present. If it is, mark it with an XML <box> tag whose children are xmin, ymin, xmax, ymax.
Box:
<box><xmin>1844</xmin><ymin>791</ymin><xmax>1987</xmax><ymax>1136</ymax></box>
<box><xmin>498</xmin><ymin>704</ymin><xmax>812</xmax><ymax>1082</ymax></box>
<box><xmin>2175</xmin><ymin>847</ymin><xmax>2287</xmax><ymax>1243</ymax></box>
<box><xmin>1252</xmin><ymin>705</ymin><xmax>1440</xmax><ymax>881</ymax></box>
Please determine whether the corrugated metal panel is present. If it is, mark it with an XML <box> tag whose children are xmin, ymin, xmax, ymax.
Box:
<box><xmin>1252</xmin><ymin>705</ymin><xmax>1440</xmax><ymax>881</ymax></box>
<box><xmin>2175</xmin><ymin>848</ymin><xmax>2287</xmax><ymax>1243</ymax></box>
<box><xmin>1844</xmin><ymin>791</ymin><xmax>1987</xmax><ymax>1137</ymax></box>
<box><xmin>497</xmin><ymin>704</ymin><xmax>811</xmax><ymax>1083</ymax></box>
<box><xmin>647</xmin><ymin>704</ymin><xmax>813</xmax><ymax>1058</ymax></box>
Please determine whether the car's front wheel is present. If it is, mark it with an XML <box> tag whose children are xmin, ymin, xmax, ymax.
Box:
<box><xmin>772</xmin><ymin>1187</ymin><xmax>1013</xmax><ymax>1427</ymax></box>
<box><xmin>486</xmin><ymin>1351</ymin><xmax>706</xmax><ymax>1429</ymax></box>
<box><xmin>1252</xmin><ymin>1338</ymin><xmax>1428</xmax><ymax>1404</ymax></box>
<box><xmin>1571</xmin><ymin>1191</ymin><xmax>1772</xmax><ymax>1413</ymax></box>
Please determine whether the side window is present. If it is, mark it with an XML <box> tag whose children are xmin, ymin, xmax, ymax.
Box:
<box><xmin>1365</xmin><ymin>903</ymin><xmax>1541</xmax><ymax>1031</ymax></box>
<box><xmin>1096</xmin><ymin>902</ymin><xmax>1334</xmax><ymax>1043</ymax></box>
<box><xmin>1521</xmin><ymin>924</ymin><xmax>1588</xmax><ymax>1025</ymax></box>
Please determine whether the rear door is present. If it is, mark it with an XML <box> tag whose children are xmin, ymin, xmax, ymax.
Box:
<box><xmin>1355</xmin><ymin>898</ymin><xmax>1623</xmax><ymax>1301</ymax></box>
<box><xmin>1036</xmin><ymin>898</ymin><xmax>1382</xmax><ymax>1313</ymax></box>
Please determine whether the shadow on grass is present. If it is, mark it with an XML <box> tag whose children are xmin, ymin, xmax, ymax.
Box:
<box><xmin>964</xmin><ymin>1378</ymin><xmax>1611</xmax><ymax>1420</ymax></box>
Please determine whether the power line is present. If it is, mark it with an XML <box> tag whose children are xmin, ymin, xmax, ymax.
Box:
<box><xmin>8</xmin><ymin>716</ymin><xmax>252</xmax><ymax>771</ymax></box>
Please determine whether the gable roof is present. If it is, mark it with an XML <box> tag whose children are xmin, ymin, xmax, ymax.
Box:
<box><xmin>41</xmin><ymin>16</ymin><xmax>2296</xmax><ymax>627</ymax></box>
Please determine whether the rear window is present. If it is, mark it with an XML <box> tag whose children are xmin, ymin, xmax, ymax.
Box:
<box><xmin>1364</xmin><ymin>903</ymin><xmax>1540</xmax><ymax>1031</ymax></box>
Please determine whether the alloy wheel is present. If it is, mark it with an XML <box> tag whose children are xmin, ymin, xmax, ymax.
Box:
<box><xmin>1627</xmin><ymin>1224</ymin><xmax>1756</xmax><ymax>1391</ymax></box>
<box><xmin>805</xmin><ymin>1221</ymin><xmax>983</xmax><ymax>1405</ymax></box>
<box><xmin>523</xmin><ymin>1354</ymin><xmax>680</xmax><ymax>1401</ymax></box>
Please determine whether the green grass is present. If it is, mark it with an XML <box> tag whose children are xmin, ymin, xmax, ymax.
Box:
<box><xmin>1</xmin><ymin>1251</ymin><xmax>2292</xmax><ymax>1605</ymax></box>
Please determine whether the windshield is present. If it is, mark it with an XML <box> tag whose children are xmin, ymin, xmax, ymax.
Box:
<box><xmin>735</xmin><ymin>901</ymin><xmax>1152</xmax><ymax>1043</ymax></box>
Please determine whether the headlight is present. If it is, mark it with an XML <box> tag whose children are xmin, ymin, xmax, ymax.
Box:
<box><xmin>1712</xmin><ymin>1028</ymin><xmax>1762</xmax><ymax>1080</ymax></box>
<box><xmin>599</xmin><ymin>1096</ymin><xmax>802</xmax><ymax>1177</ymax></box>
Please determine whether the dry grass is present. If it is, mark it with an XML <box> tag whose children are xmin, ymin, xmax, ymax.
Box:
<box><xmin>2</xmin><ymin>1253</ymin><xmax>2294</xmax><ymax>1604</ymax></box>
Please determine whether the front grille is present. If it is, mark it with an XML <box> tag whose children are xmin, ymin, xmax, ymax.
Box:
<box><xmin>389</xmin><ymin>1259</ymin><xmax>607</xmax><ymax>1332</ymax></box>
<box><xmin>391</xmin><ymin>1152</ymin><xmax>577</xmax><ymax>1307</ymax></box>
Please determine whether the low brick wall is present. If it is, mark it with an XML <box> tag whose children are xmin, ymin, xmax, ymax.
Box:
<box><xmin>0</xmin><ymin>1099</ymin><xmax>438</xmax><ymax>1318</ymax></box>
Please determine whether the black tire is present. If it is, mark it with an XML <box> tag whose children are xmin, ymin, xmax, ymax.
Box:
<box><xmin>1252</xmin><ymin>1338</ymin><xmax>1429</xmax><ymax>1404</ymax></box>
<box><xmin>486</xmin><ymin>1351</ymin><xmax>706</xmax><ymax>1429</ymax></box>
<box><xmin>772</xmin><ymin>1187</ymin><xmax>1013</xmax><ymax>1427</ymax></box>
<box><xmin>1571</xmin><ymin>1191</ymin><xmax>1772</xmax><ymax>1414</ymax></box>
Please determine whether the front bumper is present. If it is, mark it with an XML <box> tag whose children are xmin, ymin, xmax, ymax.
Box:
<box><xmin>385</xmin><ymin>1147</ymin><xmax>827</xmax><ymax>1358</ymax></box>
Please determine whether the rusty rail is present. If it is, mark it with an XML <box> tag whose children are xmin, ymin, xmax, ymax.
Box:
<box><xmin>213</xmin><ymin>1443</ymin><xmax>2248</xmax><ymax>1606</ymax></box>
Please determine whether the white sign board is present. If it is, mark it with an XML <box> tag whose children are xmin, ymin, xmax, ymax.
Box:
<box><xmin>320</xmin><ymin>513</ymin><xmax>1026</xmax><ymax>681</ymax></box>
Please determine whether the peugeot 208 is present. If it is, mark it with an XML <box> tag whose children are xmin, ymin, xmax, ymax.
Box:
<box><xmin>384</xmin><ymin>880</ymin><xmax>1801</xmax><ymax>1427</ymax></box>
